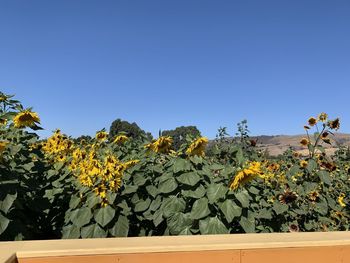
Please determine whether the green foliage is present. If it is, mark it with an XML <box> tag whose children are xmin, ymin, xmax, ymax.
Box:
<box><xmin>1</xmin><ymin>93</ymin><xmax>350</xmax><ymax>240</ymax></box>
<box><xmin>109</xmin><ymin>118</ymin><xmax>152</xmax><ymax>140</ymax></box>
<box><xmin>162</xmin><ymin>126</ymin><xmax>201</xmax><ymax>150</ymax></box>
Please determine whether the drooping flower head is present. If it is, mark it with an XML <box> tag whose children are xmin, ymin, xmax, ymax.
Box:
<box><xmin>186</xmin><ymin>137</ymin><xmax>209</xmax><ymax>157</ymax></box>
<box><xmin>145</xmin><ymin>136</ymin><xmax>173</xmax><ymax>154</ymax></box>
<box><xmin>0</xmin><ymin>141</ymin><xmax>8</xmax><ymax>154</ymax></box>
<box><xmin>229</xmin><ymin>161</ymin><xmax>262</xmax><ymax>191</ymax></box>
<box><xmin>113</xmin><ymin>134</ymin><xmax>128</xmax><ymax>144</ymax></box>
<box><xmin>328</xmin><ymin>118</ymin><xmax>340</xmax><ymax>130</ymax></box>
<box><xmin>13</xmin><ymin>110</ymin><xmax>40</xmax><ymax>128</ymax></box>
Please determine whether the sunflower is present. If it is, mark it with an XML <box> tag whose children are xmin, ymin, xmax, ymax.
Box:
<box><xmin>308</xmin><ymin>191</ymin><xmax>319</xmax><ymax>202</ymax></box>
<box><xmin>95</xmin><ymin>131</ymin><xmax>108</xmax><ymax>141</ymax></box>
<box><xmin>229</xmin><ymin>162</ymin><xmax>262</xmax><ymax>191</ymax></box>
<box><xmin>123</xmin><ymin>159</ymin><xmax>140</xmax><ymax>169</ymax></box>
<box><xmin>308</xmin><ymin>117</ymin><xmax>317</xmax><ymax>126</ymax></box>
<box><xmin>300</xmin><ymin>138</ymin><xmax>309</xmax><ymax>146</ymax></box>
<box><xmin>0</xmin><ymin>141</ymin><xmax>8</xmax><ymax>154</ymax></box>
<box><xmin>13</xmin><ymin>110</ymin><xmax>40</xmax><ymax>128</ymax></box>
<box><xmin>328</xmin><ymin>118</ymin><xmax>340</xmax><ymax>130</ymax></box>
<box><xmin>321</xmin><ymin>131</ymin><xmax>329</xmax><ymax>139</ymax></box>
<box><xmin>300</xmin><ymin>160</ymin><xmax>308</xmax><ymax>168</ymax></box>
<box><xmin>56</xmin><ymin>154</ymin><xmax>66</xmax><ymax>163</ymax></box>
<box><xmin>145</xmin><ymin>136</ymin><xmax>173</xmax><ymax>154</ymax></box>
<box><xmin>288</xmin><ymin>224</ymin><xmax>300</xmax><ymax>232</ymax></box>
<box><xmin>278</xmin><ymin>189</ymin><xmax>298</xmax><ymax>204</ymax></box>
<box><xmin>338</xmin><ymin>193</ymin><xmax>346</xmax><ymax>207</ymax></box>
<box><xmin>186</xmin><ymin>137</ymin><xmax>209</xmax><ymax>157</ymax></box>
<box><xmin>113</xmin><ymin>134</ymin><xmax>128</xmax><ymax>144</ymax></box>
<box><xmin>317</xmin><ymin>112</ymin><xmax>328</xmax><ymax>122</ymax></box>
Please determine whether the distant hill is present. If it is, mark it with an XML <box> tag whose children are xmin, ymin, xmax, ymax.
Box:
<box><xmin>250</xmin><ymin>133</ymin><xmax>350</xmax><ymax>156</ymax></box>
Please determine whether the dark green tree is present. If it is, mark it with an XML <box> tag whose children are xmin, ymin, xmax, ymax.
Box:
<box><xmin>109</xmin><ymin>118</ymin><xmax>152</xmax><ymax>140</ymax></box>
<box><xmin>161</xmin><ymin>126</ymin><xmax>201</xmax><ymax>150</ymax></box>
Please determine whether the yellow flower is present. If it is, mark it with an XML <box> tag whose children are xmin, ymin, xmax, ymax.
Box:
<box><xmin>56</xmin><ymin>154</ymin><xmax>66</xmax><ymax>163</ymax></box>
<box><xmin>145</xmin><ymin>136</ymin><xmax>173</xmax><ymax>154</ymax></box>
<box><xmin>318</xmin><ymin>113</ymin><xmax>328</xmax><ymax>122</ymax></box>
<box><xmin>300</xmin><ymin>138</ymin><xmax>309</xmax><ymax>146</ymax></box>
<box><xmin>186</xmin><ymin>137</ymin><xmax>209</xmax><ymax>157</ymax></box>
<box><xmin>308</xmin><ymin>117</ymin><xmax>317</xmax><ymax>126</ymax></box>
<box><xmin>300</xmin><ymin>160</ymin><xmax>308</xmax><ymax>168</ymax></box>
<box><xmin>94</xmin><ymin>185</ymin><xmax>107</xmax><ymax>199</ymax></box>
<box><xmin>113</xmin><ymin>134</ymin><xmax>128</xmax><ymax>144</ymax></box>
<box><xmin>123</xmin><ymin>159</ymin><xmax>140</xmax><ymax>169</ymax></box>
<box><xmin>229</xmin><ymin>162</ymin><xmax>262</xmax><ymax>190</ymax></box>
<box><xmin>0</xmin><ymin>95</ymin><xmax>7</xmax><ymax>102</ymax></box>
<box><xmin>0</xmin><ymin>141</ymin><xmax>8</xmax><ymax>154</ymax></box>
<box><xmin>95</xmin><ymin>131</ymin><xmax>108</xmax><ymax>141</ymax></box>
<box><xmin>308</xmin><ymin>191</ymin><xmax>319</xmax><ymax>202</ymax></box>
<box><xmin>338</xmin><ymin>193</ymin><xmax>346</xmax><ymax>207</ymax></box>
<box><xmin>13</xmin><ymin>110</ymin><xmax>40</xmax><ymax>128</ymax></box>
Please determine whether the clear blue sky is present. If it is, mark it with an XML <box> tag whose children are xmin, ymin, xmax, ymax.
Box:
<box><xmin>1</xmin><ymin>0</ymin><xmax>350</xmax><ymax>138</ymax></box>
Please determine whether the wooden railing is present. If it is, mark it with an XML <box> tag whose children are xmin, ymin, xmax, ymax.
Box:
<box><xmin>1</xmin><ymin>232</ymin><xmax>350</xmax><ymax>263</ymax></box>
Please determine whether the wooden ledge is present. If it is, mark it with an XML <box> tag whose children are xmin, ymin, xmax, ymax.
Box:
<box><xmin>1</xmin><ymin>231</ymin><xmax>350</xmax><ymax>262</ymax></box>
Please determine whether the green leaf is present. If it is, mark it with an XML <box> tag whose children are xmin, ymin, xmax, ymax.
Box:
<box><xmin>239</xmin><ymin>216</ymin><xmax>255</xmax><ymax>233</ymax></box>
<box><xmin>69</xmin><ymin>196</ymin><xmax>81</xmax><ymax>210</ymax></box>
<box><xmin>70</xmin><ymin>207</ymin><xmax>92</xmax><ymax>227</ymax></box>
<box><xmin>134</xmin><ymin>198</ymin><xmax>151</xmax><ymax>213</ymax></box>
<box><xmin>173</xmin><ymin>158</ymin><xmax>191</xmax><ymax>173</ymax></box>
<box><xmin>0</xmin><ymin>193</ymin><xmax>17</xmax><ymax>214</ymax></box>
<box><xmin>248</xmin><ymin>186</ymin><xmax>260</xmax><ymax>195</ymax></box>
<box><xmin>146</xmin><ymin>185</ymin><xmax>159</xmax><ymax>198</ymax></box>
<box><xmin>81</xmin><ymin>224</ymin><xmax>107</xmax><ymax>238</ymax></box>
<box><xmin>234</xmin><ymin>190</ymin><xmax>250</xmax><ymax>208</ymax></box>
<box><xmin>182</xmin><ymin>184</ymin><xmax>206</xmax><ymax>199</ymax></box>
<box><xmin>189</xmin><ymin>156</ymin><xmax>203</xmax><ymax>165</ymax></box>
<box><xmin>153</xmin><ymin>209</ymin><xmax>164</xmax><ymax>227</ymax></box>
<box><xmin>0</xmin><ymin>214</ymin><xmax>10</xmax><ymax>235</ymax></box>
<box><xmin>162</xmin><ymin>197</ymin><xmax>186</xmax><ymax>218</ymax></box>
<box><xmin>207</xmin><ymin>183</ymin><xmax>227</xmax><ymax>204</ymax></box>
<box><xmin>273</xmin><ymin>202</ymin><xmax>288</xmax><ymax>215</ymax></box>
<box><xmin>307</xmin><ymin>159</ymin><xmax>318</xmax><ymax>173</ymax></box>
<box><xmin>149</xmin><ymin>196</ymin><xmax>162</xmax><ymax>211</ymax></box>
<box><xmin>86</xmin><ymin>194</ymin><xmax>101</xmax><ymax>208</ymax></box>
<box><xmin>199</xmin><ymin>217</ymin><xmax>229</xmax><ymax>234</ymax></box>
<box><xmin>209</xmin><ymin>164</ymin><xmax>225</xmax><ymax>170</ymax></box>
<box><xmin>236</xmin><ymin>148</ymin><xmax>244</xmax><ymax>166</ymax></box>
<box><xmin>62</xmin><ymin>225</ymin><xmax>81</xmax><ymax>239</ymax></box>
<box><xmin>179</xmin><ymin>227</ymin><xmax>192</xmax><ymax>235</ymax></box>
<box><xmin>94</xmin><ymin>206</ymin><xmax>115</xmax><ymax>227</ymax></box>
<box><xmin>315</xmin><ymin>197</ymin><xmax>328</xmax><ymax>215</ymax></box>
<box><xmin>219</xmin><ymin>200</ymin><xmax>241</xmax><ymax>223</ymax></box>
<box><xmin>167</xmin><ymin>212</ymin><xmax>193</xmax><ymax>235</ymax></box>
<box><xmin>106</xmin><ymin>192</ymin><xmax>117</xmax><ymax>204</ymax></box>
<box><xmin>177</xmin><ymin>172</ymin><xmax>201</xmax><ymax>186</ymax></box>
<box><xmin>122</xmin><ymin>185</ymin><xmax>138</xmax><ymax>195</ymax></box>
<box><xmin>133</xmin><ymin>173</ymin><xmax>147</xmax><ymax>186</ymax></box>
<box><xmin>257</xmin><ymin>208</ymin><xmax>272</xmax><ymax>219</ymax></box>
<box><xmin>190</xmin><ymin>198</ymin><xmax>211</xmax><ymax>220</ymax></box>
<box><xmin>158</xmin><ymin>178</ymin><xmax>178</xmax><ymax>194</ymax></box>
<box><xmin>109</xmin><ymin>215</ymin><xmax>129</xmax><ymax>237</ymax></box>
<box><xmin>318</xmin><ymin>171</ymin><xmax>332</xmax><ymax>186</ymax></box>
